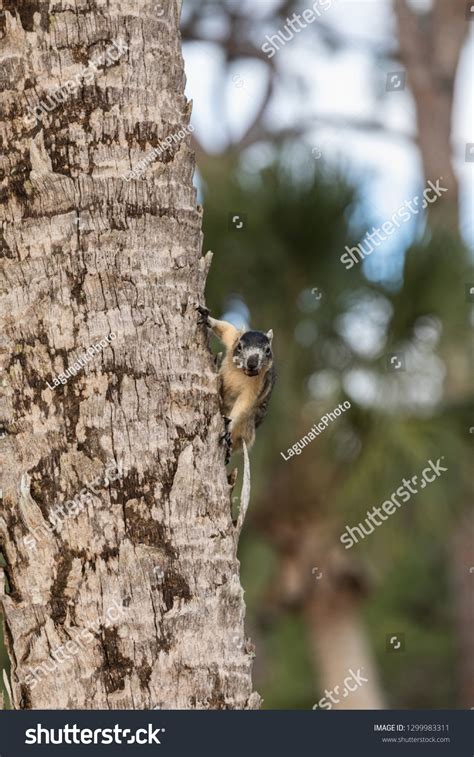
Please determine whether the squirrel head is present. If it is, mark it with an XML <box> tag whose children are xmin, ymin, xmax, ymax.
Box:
<box><xmin>232</xmin><ymin>329</ymin><xmax>273</xmax><ymax>377</ymax></box>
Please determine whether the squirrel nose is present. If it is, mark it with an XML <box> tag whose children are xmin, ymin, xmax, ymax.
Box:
<box><xmin>247</xmin><ymin>354</ymin><xmax>259</xmax><ymax>370</ymax></box>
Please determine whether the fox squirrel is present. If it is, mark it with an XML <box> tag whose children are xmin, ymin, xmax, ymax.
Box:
<box><xmin>197</xmin><ymin>306</ymin><xmax>275</xmax><ymax>462</ymax></box>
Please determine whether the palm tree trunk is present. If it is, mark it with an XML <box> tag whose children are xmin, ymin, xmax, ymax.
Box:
<box><xmin>307</xmin><ymin>598</ymin><xmax>384</xmax><ymax>710</ymax></box>
<box><xmin>394</xmin><ymin>0</ymin><xmax>471</xmax><ymax>709</ymax></box>
<box><xmin>451</xmin><ymin>512</ymin><xmax>474</xmax><ymax>707</ymax></box>
<box><xmin>0</xmin><ymin>0</ymin><xmax>259</xmax><ymax>710</ymax></box>
<box><xmin>393</xmin><ymin>0</ymin><xmax>467</xmax><ymax>229</ymax></box>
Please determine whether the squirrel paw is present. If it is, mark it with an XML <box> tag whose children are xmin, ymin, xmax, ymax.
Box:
<box><xmin>196</xmin><ymin>305</ymin><xmax>210</xmax><ymax>326</ymax></box>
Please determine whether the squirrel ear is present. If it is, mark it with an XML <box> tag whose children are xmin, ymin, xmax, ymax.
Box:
<box><xmin>266</xmin><ymin>329</ymin><xmax>273</xmax><ymax>343</ymax></box>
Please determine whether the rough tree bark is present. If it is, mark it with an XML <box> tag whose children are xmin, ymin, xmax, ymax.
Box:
<box><xmin>0</xmin><ymin>0</ymin><xmax>259</xmax><ymax>709</ymax></box>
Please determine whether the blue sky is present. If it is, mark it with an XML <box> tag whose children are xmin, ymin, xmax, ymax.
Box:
<box><xmin>183</xmin><ymin>0</ymin><xmax>474</xmax><ymax>286</ymax></box>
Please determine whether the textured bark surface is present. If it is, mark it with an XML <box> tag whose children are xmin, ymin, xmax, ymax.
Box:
<box><xmin>0</xmin><ymin>0</ymin><xmax>259</xmax><ymax>709</ymax></box>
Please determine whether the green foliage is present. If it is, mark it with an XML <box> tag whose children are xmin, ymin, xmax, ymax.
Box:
<box><xmin>200</xmin><ymin>152</ymin><xmax>472</xmax><ymax>708</ymax></box>
<box><xmin>365</xmin><ymin>542</ymin><xmax>457</xmax><ymax>708</ymax></box>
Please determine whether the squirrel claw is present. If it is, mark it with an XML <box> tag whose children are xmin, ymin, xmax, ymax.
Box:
<box><xmin>220</xmin><ymin>417</ymin><xmax>232</xmax><ymax>464</ymax></box>
<box><xmin>220</xmin><ymin>429</ymin><xmax>232</xmax><ymax>464</ymax></box>
<box><xmin>196</xmin><ymin>305</ymin><xmax>210</xmax><ymax>326</ymax></box>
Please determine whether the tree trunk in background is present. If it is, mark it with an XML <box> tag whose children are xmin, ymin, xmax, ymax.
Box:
<box><xmin>0</xmin><ymin>0</ymin><xmax>259</xmax><ymax>710</ymax></box>
<box><xmin>451</xmin><ymin>514</ymin><xmax>474</xmax><ymax>708</ymax></box>
<box><xmin>307</xmin><ymin>593</ymin><xmax>384</xmax><ymax>710</ymax></box>
<box><xmin>264</xmin><ymin>522</ymin><xmax>384</xmax><ymax>709</ymax></box>
<box><xmin>393</xmin><ymin>0</ymin><xmax>467</xmax><ymax>229</ymax></box>
<box><xmin>394</xmin><ymin>0</ymin><xmax>472</xmax><ymax>709</ymax></box>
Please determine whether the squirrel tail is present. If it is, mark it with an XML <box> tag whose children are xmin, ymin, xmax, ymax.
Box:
<box><xmin>235</xmin><ymin>440</ymin><xmax>251</xmax><ymax>537</ymax></box>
